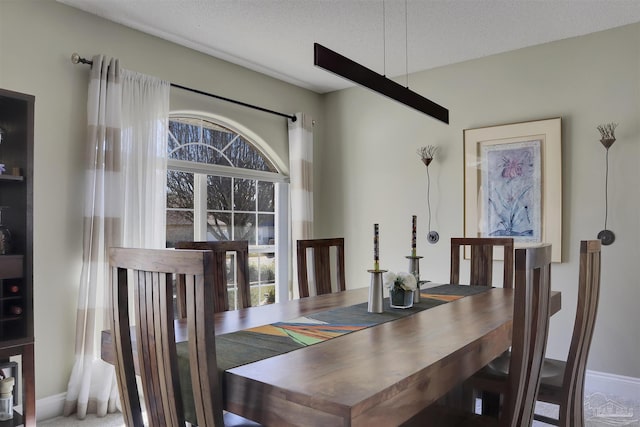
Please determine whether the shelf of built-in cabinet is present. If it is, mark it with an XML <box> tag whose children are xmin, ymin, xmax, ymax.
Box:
<box><xmin>0</xmin><ymin>175</ymin><xmax>23</xmax><ymax>182</ymax></box>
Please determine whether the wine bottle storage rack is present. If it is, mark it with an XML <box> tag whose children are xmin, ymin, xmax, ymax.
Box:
<box><xmin>0</xmin><ymin>256</ymin><xmax>25</xmax><ymax>340</ymax></box>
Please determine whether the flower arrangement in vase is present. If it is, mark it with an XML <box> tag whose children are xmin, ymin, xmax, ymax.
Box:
<box><xmin>383</xmin><ymin>271</ymin><xmax>417</xmax><ymax>309</ymax></box>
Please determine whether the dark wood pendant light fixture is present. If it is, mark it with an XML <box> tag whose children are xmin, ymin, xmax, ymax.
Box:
<box><xmin>314</xmin><ymin>1</ymin><xmax>448</xmax><ymax>123</ymax></box>
<box><xmin>314</xmin><ymin>43</ymin><xmax>448</xmax><ymax>124</ymax></box>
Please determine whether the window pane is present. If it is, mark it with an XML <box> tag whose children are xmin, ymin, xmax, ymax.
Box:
<box><xmin>198</xmin><ymin>120</ymin><xmax>231</xmax><ymax>165</ymax></box>
<box><xmin>202</xmin><ymin>123</ymin><xmax>236</xmax><ymax>151</ymax></box>
<box><xmin>206</xmin><ymin>212</ymin><xmax>231</xmax><ymax>241</ymax></box>
<box><xmin>167</xmin><ymin>171</ymin><xmax>193</xmax><ymax>208</ymax></box>
<box><xmin>234</xmin><ymin>178</ymin><xmax>256</xmax><ymax>211</ymax></box>
<box><xmin>233</xmin><ymin>213</ymin><xmax>256</xmax><ymax>244</ymax></box>
<box><xmin>166</xmin><ymin>210</ymin><xmax>193</xmax><ymax>248</ymax></box>
<box><xmin>258</xmin><ymin>181</ymin><xmax>274</xmax><ymax>212</ymax></box>
<box><xmin>228</xmin><ymin>138</ymin><xmax>274</xmax><ymax>172</ymax></box>
<box><xmin>259</xmin><ymin>255</ymin><xmax>276</xmax><ymax>283</ymax></box>
<box><xmin>169</xmin><ymin>117</ymin><xmax>276</xmax><ymax>170</ymax></box>
<box><xmin>227</xmin><ymin>288</ymin><xmax>237</xmax><ymax>311</ymax></box>
<box><xmin>249</xmin><ymin>254</ymin><xmax>259</xmax><ymax>285</ymax></box>
<box><xmin>226</xmin><ymin>253</ymin><xmax>236</xmax><ymax>285</ymax></box>
<box><xmin>173</xmin><ymin>145</ymin><xmax>224</xmax><ymax>164</ymax></box>
<box><xmin>249</xmin><ymin>254</ymin><xmax>276</xmax><ymax>306</ymax></box>
<box><xmin>207</xmin><ymin>176</ymin><xmax>232</xmax><ymax>210</ymax></box>
<box><xmin>256</xmin><ymin>284</ymin><xmax>275</xmax><ymax>306</ymax></box>
<box><xmin>258</xmin><ymin>214</ymin><xmax>275</xmax><ymax>246</ymax></box>
<box><xmin>168</xmin><ymin>120</ymin><xmax>200</xmax><ymax>159</ymax></box>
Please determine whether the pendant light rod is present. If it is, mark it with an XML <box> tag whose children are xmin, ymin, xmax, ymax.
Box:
<box><xmin>382</xmin><ymin>0</ymin><xmax>386</xmax><ymax>77</ymax></box>
<box><xmin>405</xmin><ymin>0</ymin><xmax>409</xmax><ymax>88</ymax></box>
<box><xmin>314</xmin><ymin>43</ymin><xmax>449</xmax><ymax>124</ymax></box>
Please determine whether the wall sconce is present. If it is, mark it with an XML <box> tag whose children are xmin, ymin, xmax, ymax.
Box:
<box><xmin>417</xmin><ymin>145</ymin><xmax>439</xmax><ymax>243</ymax></box>
<box><xmin>596</xmin><ymin>122</ymin><xmax>617</xmax><ymax>245</ymax></box>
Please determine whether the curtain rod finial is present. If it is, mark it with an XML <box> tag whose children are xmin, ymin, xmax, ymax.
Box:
<box><xmin>71</xmin><ymin>53</ymin><xmax>93</xmax><ymax>66</ymax></box>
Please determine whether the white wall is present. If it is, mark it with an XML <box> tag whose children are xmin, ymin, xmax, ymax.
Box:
<box><xmin>321</xmin><ymin>23</ymin><xmax>640</xmax><ymax>378</ymax></box>
<box><xmin>0</xmin><ymin>0</ymin><xmax>323</xmax><ymax>400</ymax></box>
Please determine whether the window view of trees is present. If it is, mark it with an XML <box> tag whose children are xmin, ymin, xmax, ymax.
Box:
<box><xmin>166</xmin><ymin>116</ymin><xmax>281</xmax><ymax>308</ymax></box>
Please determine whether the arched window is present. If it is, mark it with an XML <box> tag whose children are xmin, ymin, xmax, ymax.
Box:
<box><xmin>166</xmin><ymin>113</ymin><xmax>287</xmax><ymax>308</ymax></box>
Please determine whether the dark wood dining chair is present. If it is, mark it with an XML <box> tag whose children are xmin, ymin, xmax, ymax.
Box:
<box><xmin>109</xmin><ymin>247</ymin><xmax>260</xmax><ymax>426</ymax></box>
<box><xmin>401</xmin><ymin>244</ymin><xmax>552</xmax><ymax>427</ymax></box>
<box><xmin>175</xmin><ymin>240</ymin><xmax>251</xmax><ymax>316</ymax></box>
<box><xmin>297</xmin><ymin>238</ymin><xmax>346</xmax><ymax>298</ymax></box>
<box><xmin>450</xmin><ymin>237</ymin><xmax>515</xmax><ymax>288</ymax></box>
<box><xmin>469</xmin><ymin>240</ymin><xmax>601</xmax><ymax>427</ymax></box>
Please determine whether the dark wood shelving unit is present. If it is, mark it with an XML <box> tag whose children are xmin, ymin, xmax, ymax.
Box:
<box><xmin>0</xmin><ymin>88</ymin><xmax>34</xmax><ymax>427</ymax></box>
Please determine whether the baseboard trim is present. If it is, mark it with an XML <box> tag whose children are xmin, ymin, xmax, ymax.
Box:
<box><xmin>585</xmin><ymin>369</ymin><xmax>640</xmax><ymax>401</ymax></box>
<box><xmin>36</xmin><ymin>392</ymin><xmax>66</xmax><ymax>421</ymax></box>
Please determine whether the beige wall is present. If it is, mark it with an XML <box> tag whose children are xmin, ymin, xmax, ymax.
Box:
<box><xmin>0</xmin><ymin>0</ymin><xmax>323</xmax><ymax>399</ymax></box>
<box><xmin>322</xmin><ymin>23</ymin><xmax>640</xmax><ymax>377</ymax></box>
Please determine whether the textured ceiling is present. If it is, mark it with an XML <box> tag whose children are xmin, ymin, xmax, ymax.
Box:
<box><xmin>58</xmin><ymin>0</ymin><xmax>640</xmax><ymax>93</ymax></box>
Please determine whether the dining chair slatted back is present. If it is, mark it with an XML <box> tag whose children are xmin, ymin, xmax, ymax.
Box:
<box><xmin>467</xmin><ymin>240</ymin><xmax>600</xmax><ymax>427</ymax></box>
<box><xmin>297</xmin><ymin>238</ymin><xmax>346</xmax><ymax>298</ymax></box>
<box><xmin>400</xmin><ymin>244</ymin><xmax>552</xmax><ymax>427</ymax></box>
<box><xmin>503</xmin><ymin>244</ymin><xmax>552</xmax><ymax>427</ymax></box>
<box><xmin>450</xmin><ymin>237</ymin><xmax>515</xmax><ymax>288</ymax></box>
<box><xmin>175</xmin><ymin>240</ymin><xmax>251</xmax><ymax>315</ymax></box>
<box><xmin>535</xmin><ymin>239</ymin><xmax>601</xmax><ymax>427</ymax></box>
<box><xmin>109</xmin><ymin>247</ymin><xmax>224</xmax><ymax>426</ymax></box>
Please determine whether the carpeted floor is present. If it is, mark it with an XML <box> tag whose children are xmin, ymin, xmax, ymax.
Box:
<box><xmin>39</xmin><ymin>391</ymin><xmax>639</xmax><ymax>426</ymax></box>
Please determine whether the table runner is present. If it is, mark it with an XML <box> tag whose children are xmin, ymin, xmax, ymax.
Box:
<box><xmin>177</xmin><ymin>284</ymin><xmax>489</xmax><ymax>423</ymax></box>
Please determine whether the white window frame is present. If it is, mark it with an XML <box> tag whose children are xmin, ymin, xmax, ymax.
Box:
<box><xmin>167</xmin><ymin>112</ymin><xmax>290</xmax><ymax>303</ymax></box>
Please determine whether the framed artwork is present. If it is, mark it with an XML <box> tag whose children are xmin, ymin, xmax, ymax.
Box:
<box><xmin>464</xmin><ymin>117</ymin><xmax>562</xmax><ymax>262</ymax></box>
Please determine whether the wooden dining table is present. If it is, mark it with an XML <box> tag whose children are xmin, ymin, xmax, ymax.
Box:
<box><xmin>101</xmin><ymin>284</ymin><xmax>561</xmax><ymax>426</ymax></box>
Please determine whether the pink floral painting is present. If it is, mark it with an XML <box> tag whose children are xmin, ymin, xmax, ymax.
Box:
<box><xmin>481</xmin><ymin>140</ymin><xmax>542</xmax><ymax>242</ymax></box>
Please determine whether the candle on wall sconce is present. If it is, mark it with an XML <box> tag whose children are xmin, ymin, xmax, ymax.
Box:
<box><xmin>417</xmin><ymin>145</ymin><xmax>439</xmax><ymax>244</ymax></box>
<box><xmin>596</xmin><ymin>122</ymin><xmax>617</xmax><ymax>245</ymax></box>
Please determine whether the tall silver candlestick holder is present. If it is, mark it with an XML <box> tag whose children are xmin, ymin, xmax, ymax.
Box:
<box><xmin>406</xmin><ymin>255</ymin><xmax>423</xmax><ymax>303</ymax></box>
<box><xmin>367</xmin><ymin>269</ymin><xmax>387</xmax><ymax>313</ymax></box>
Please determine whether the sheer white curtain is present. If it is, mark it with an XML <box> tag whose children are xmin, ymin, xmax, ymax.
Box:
<box><xmin>63</xmin><ymin>56</ymin><xmax>170</xmax><ymax>419</ymax></box>
<box><xmin>120</xmin><ymin>70</ymin><xmax>170</xmax><ymax>248</ymax></box>
<box><xmin>288</xmin><ymin>113</ymin><xmax>314</xmax><ymax>299</ymax></box>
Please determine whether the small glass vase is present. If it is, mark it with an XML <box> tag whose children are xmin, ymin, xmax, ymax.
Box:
<box><xmin>389</xmin><ymin>288</ymin><xmax>414</xmax><ymax>309</ymax></box>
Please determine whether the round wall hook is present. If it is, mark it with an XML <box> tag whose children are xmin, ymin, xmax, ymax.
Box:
<box><xmin>597</xmin><ymin>229</ymin><xmax>615</xmax><ymax>246</ymax></box>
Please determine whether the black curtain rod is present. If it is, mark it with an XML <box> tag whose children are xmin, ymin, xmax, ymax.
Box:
<box><xmin>70</xmin><ymin>53</ymin><xmax>297</xmax><ymax>122</ymax></box>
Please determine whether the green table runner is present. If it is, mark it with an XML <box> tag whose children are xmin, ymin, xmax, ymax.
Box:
<box><xmin>178</xmin><ymin>284</ymin><xmax>489</xmax><ymax>423</ymax></box>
